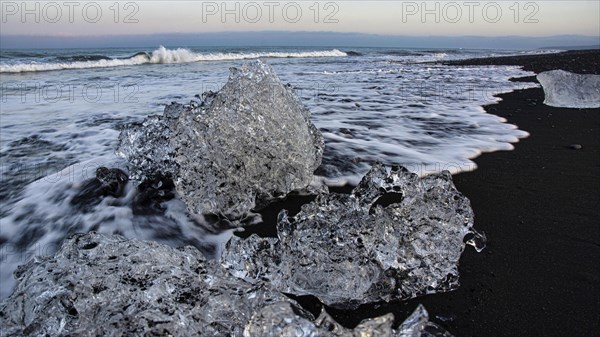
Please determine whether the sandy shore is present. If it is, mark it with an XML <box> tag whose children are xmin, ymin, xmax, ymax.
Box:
<box><xmin>393</xmin><ymin>50</ymin><xmax>599</xmax><ymax>336</ymax></box>
<box><xmin>443</xmin><ymin>50</ymin><xmax>599</xmax><ymax>336</ymax></box>
<box><xmin>261</xmin><ymin>50</ymin><xmax>599</xmax><ymax>336</ymax></box>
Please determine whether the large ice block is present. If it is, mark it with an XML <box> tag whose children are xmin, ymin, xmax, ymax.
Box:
<box><xmin>117</xmin><ymin>60</ymin><xmax>324</xmax><ymax>218</ymax></box>
<box><xmin>0</xmin><ymin>232</ymin><xmax>452</xmax><ymax>337</ymax></box>
<box><xmin>222</xmin><ymin>163</ymin><xmax>485</xmax><ymax>308</ymax></box>
<box><xmin>537</xmin><ymin>70</ymin><xmax>600</xmax><ymax>108</ymax></box>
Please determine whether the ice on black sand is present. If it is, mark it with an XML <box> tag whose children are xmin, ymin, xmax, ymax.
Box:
<box><xmin>0</xmin><ymin>232</ymin><xmax>453</xmax><ymax>336</ymax></box>
<box><xmin>1</xmin><ymin>60</ymin><xmax>486</xmax><ymax>336</ymax></box>
<box><xmin>222</xmin><ymin>162</ymin><xmax>486</xmax><ymax>308</ymax></box>
<box><xmin>537</xmin><ymin>70</ymin><xmax>600</xmax><ymax>108</ymax></box>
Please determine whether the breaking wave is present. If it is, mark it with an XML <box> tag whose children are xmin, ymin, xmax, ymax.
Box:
<box><xmin>0</xmin><ymin>46</ymin><xmax>348</xmax><ymax>73</ymax></box>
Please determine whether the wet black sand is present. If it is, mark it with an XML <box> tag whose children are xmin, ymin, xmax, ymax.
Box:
<box><xmin>436</xmin><ymin>50</ymin><xmax>599</xmax><ymax>337</ymax></box>
<box><xmin>258</xmin><ymin>50</ymin><xmax>600</xmax><ymax>336</ymax></box>
<box><xmin>380</xmin><ymin>50</ymin><xmax>600</xmax><ymax>336</ymax></box>
<box><xmin>443</xmin><ymin>49</ymin><xmax>600</xmax><ymax>74</ymax></box>
<box><xmin>424</xmin><ymin>50</ymin><xmax>600</xmax><ymax>337</ymax></box>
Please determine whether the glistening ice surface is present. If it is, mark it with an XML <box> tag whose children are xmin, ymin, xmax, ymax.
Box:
<box><xmin>222</xmin><ymin>163</ymin><xmax>485</xmax><ymax>308</ymax></box>
<box><xmin>117</xmin><ymin>60</ymin><xmax>323</xmax><ymax>218</ymax></box>
<box><xmin>0</xmin><ymin>232</ymin><xmax>453</xmax><ymax>337</ymax></box>
<box><xmin>537</xmin><ymin>70</ymin><xmax>600</xmax><ymax>108</ymax></box>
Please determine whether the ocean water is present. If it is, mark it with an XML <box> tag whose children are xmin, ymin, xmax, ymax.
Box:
<box><xmin>0</xmin><ymin>45</ymin><xmax>546</xmax><ymax>298</ymax></box>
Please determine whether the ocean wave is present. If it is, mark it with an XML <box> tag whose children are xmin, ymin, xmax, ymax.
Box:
<box><xmin>0</xmin><ymin>51</ymin><xmax>48</xmax><ymax>59</ymax></box>
<box><xmin>0</xmin><ymin>46</ymin><xmax>347</xmax><ymax>73</ymax></box>
<box><xmin>0</xmin><ymin>54</ymin><xmax>150</xmax><ymax>73</ymax></box>
<box><xmin>380</xmin><ymin>50</ymin><xmax>420</xmax><ymax>56</ymax></box>
<box><xmin>55</xmin><ymin>55</ymin><xmax>113</xmax><ymax>62</ymax></box>
<box><xmin>380</xmin><ymin>49</ymin><xmax>458</xmax><ymax>57</ymax></box>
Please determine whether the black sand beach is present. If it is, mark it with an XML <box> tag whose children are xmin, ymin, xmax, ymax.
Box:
<box><xmin>379</xmin><ymin>50</ymin><xmax>600</xmax><ymax>336</ymax></box>
<box><xmin>2</xmin><ymin>49</ymin><xmax>597</xmax><ymax>336</ymax></box>
<box><xmin>263</xmin><ymin>50</ymin><xmax>600</xmax><ymax>336</ymax></box>
<box><xmin>440</xmin><ymin>50</ymin><xmax>599</xmax><ymax>336</ymax></box>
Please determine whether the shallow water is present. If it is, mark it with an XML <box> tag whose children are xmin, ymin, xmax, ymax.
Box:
<box><xmin>0</xmin><ymin>46</ymin><xmax>543</xmax><ymax>298</ymax></box>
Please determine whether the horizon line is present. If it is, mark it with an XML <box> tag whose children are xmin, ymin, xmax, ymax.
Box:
<box><xmin>2</xmin><ymin>31</ymin><xmax>598</xmax><ymax>39</ymax></box>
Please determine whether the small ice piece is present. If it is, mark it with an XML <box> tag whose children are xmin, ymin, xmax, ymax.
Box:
<box><xmin>396</xmin><ymin>305</ymin><xmax>455</xmax><ymax>337</ymax></box>
<box><xmin>0</xmin><ymin>232</ymin><xmax>453</xmax><ymax>337</ymax></box>
<box><xmin>116</xmin><ymin>60</ymin><xmax>323</xmax><ymax>218</ymax></box>
<box><xmin>244</xmin><ymin>302</ymin><xmax>454</xmax><ymax>337</ymax></box>
<box><xmin>537</xmin><ymin>70</ymin><xmax>600</xmax><ymax>108</ymax></box>
<box><xmin>221</xmin><ymin>163</ymin><xmax>485</xmax><ymax>308</ymax></box>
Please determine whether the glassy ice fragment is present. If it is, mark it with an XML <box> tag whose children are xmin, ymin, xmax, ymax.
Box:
<box><xmin>537</xmin><ymin>70</ymin><xmax>600</xmax><ymax>108</ymax></box>
<box><xmin>116</xmin><ymin>60</ymin><xmax>324</xmax><ymax>218</ymax></box>
<box><xmin>244</xmin><ymin>303</ymin><xmax>454</xmax><ymax>337</ymax></box>
<box><xmin>0</xmin><ymin>232</ymin><xmax>453</xmax><ymax>337</ymax></box>
<box><xmin>222</xmin><ymin>163</ymin><xmax>485</xmax><ymax>308</ymax></box>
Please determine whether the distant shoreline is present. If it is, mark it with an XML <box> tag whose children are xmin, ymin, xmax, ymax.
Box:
<box><xmin>2</xmin><ymin>31</ymin><xmax>598</xmax><ymax>50</ymax></box>
<box><xmin>442</xmin><ymin>49</ymin><xmax>600</xmax><ymax>74</ymax></box>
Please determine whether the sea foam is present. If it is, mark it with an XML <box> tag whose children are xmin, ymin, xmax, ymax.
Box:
<box><xmin>0</xmin><ymin>46</ymin><xmax>347</xmax><ymax>73</ymax></box>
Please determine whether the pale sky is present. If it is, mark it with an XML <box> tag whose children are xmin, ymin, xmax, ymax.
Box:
<box><xmin>1</xmin><ymin>1</ymin><xmax>599</xmax><ymax>37</ymax></box>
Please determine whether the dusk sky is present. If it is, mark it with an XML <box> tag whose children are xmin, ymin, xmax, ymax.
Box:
<box><xmin>0</xmin><ymin>1</ymin><xmax>598</xmax><ymax>48</ymax></box>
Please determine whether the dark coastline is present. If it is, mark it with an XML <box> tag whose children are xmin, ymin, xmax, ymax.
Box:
<box><xmin>263</xmin><ymin>50</ymin><xmax>600</xmax><ymax>336</ymax></box>
<box><xmin>440</xmin><ymin>50</ymin><xmax>600</xmax><ymax>336</ymax></box>
<box><xmin>382</xmin><ymin>50</ymin><xmax>600</xmax><ymax>336</ymax></box>
<box><xmin>443</xmin><ymin>49</ymin><xmax>600</xmax><ymax>74</ymax></box>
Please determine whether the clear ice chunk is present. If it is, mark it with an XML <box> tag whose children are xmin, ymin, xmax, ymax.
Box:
<box><xmin>0</xmin><ymin>232</ymin><xmax>452</xmax><ymax>337</ymax></box>
<box><xmin>221</xmin><ymin>163</ymin><xmax>485</xmax><ymax>308</ymax></box>
<box><xmin>244</xmin><ymin>302</ymin><xmax>454</xmax><ymax>337</ymax></box>
<box><xmin>537</xmin><ymin>70</ymin><xmax>600</xmax><ymax>108</ymax></box>
<box><xmin>396</xmin><ymin>305</ymin><xmax>455</xmax><ymax>337</ymax></box>
<box><xmin>115</xmin><ymin>102</ymin><xmax>188</xmax><ymax>181</ymax></box>
<box><xmin>116</xmin><ymin>60</ymin><xmax>324</xmax><ymax>217</ymax></box>
<box><xmin>0</xmin><ymin>232</ymin><xmax>290</xmax><ymax>336</ymax></box>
